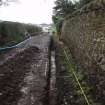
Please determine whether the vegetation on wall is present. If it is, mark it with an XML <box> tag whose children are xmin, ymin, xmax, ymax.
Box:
<box><xmin>77</xmin><ymin>0</ymin><xmax>94</xmax><ymax>8</ymax></box>
<box><xmin>60</xmin><ymin>1</ymin><xmax>105</xmax><ymax>104</ymax></box>
<box><xmin>52</xmin><ymin>0</ymin><xmax>75</xmax><ymax>35</ymax></box>
<box><xmin>52</xmin><ymin>0</ymin><xmax>94</xmax><ymax>35</ymax></box>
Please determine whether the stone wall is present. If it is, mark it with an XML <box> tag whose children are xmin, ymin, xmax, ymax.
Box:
<box><xmin>61</xmin><ymin>0</ymin><xmax>105</xmax><ymax>104</ymax></box>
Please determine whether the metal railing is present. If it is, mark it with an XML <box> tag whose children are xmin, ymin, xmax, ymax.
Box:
<box><xmin>0</xmin><ymin>37</ymin><xmax>31</xmax><ymax>52</ymax></box>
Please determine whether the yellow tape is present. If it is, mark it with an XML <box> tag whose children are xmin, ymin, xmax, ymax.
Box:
<box><xmin>63</xmin><ymin>48</ymin><xmax>91</xmax><ymax>105</ymax></box>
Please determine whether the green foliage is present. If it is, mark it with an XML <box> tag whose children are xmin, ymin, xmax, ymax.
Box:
<box><xmin>24</xmin><ymin>24</ymin><xmax>42</xmax><ymax>34</ymax></box>
<box><xmin>0</xmin><ymin>21</ymin><xmax>42</xmax><ymax>47</ymax></box>
<box><xmin>56</xmin><ymin>43</ymin><xmax>101</xmax><ymax>105</ymax></box>
<box><xmin>0</xmin><ymin>21</ymin><xmax>25</xmax><ymax>46</ymax></box>
<box><xmin>54</xmin><ymin>0</ymin><xmax>75</xmax><ymax>17</ymax></box>
<box><xmin>52</xmin><ymin>15</ymin><xmax>64</xmax><ymax>35</ymax></box>
<box><xmin>63</xmin><ymin>46</ymin><xmax>102</xmax><ymax>105</ymax></box>
<box><xmin>53</xmin><ymin>0</ymin><xmax>75</xmax><ymax>35</ymax></box>
<box><xmin>52</xmin><ymin>0</ymin><xmax>94</xmax><ymax>35</ymax></box>
<box><xmin>78</xmin><ymin>0</ymin><xmax>94</xmax><ymax>8</ymax></box>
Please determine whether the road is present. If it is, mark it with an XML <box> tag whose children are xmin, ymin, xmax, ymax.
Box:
<box><xmin>0</xmin><ymin>33</ymin><xmax>51</xmax><ymax>105</ymax></box>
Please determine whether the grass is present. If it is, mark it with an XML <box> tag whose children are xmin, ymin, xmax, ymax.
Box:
<box><xmin>55</xmin><ymin>37</ymin><xmax>102</xmax><ymax>105</ymax></box>
<box><xmin>63</xmin><ymin>46</ymin><xmax>102</xmax><ymax>105</ymax></box>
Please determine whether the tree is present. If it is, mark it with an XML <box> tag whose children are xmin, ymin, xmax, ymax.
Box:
<box><xmin>52</xmin><ymin>0</ymin><xmax>94</xmax><ymax>36</ymax></box>
<box><xmin>53</xmin><ymin>0</ymin><xmax>75</xmax><ymax>17</ymax></box>
<box><xmin>52</xmin><ymin>15</ymin><xmax>64</xmax><ymax>35</ymax></box>
<box><xmin>0</xmin><ymin>0</ymin><xmax>17</xmax><ymax>6</ymax></box>
<box><xmin>77</xmin><ymin>0</ymin><xmax>94</xmax><ymax>8</ymax></box>
<box><xmin>52</xmin><ymin>0</ymin><xmax>75</xmax><ymax>35</ymax></box>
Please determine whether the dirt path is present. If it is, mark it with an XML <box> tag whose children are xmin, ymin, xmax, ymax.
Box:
<box><xmin>0</xmin><ymin>34</ymin><xmax>51</xmax><ymax>105</ymax></box>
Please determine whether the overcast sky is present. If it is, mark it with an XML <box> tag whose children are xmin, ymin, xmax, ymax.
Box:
<box><xmin>0</xmin><ymin>0</ymin><xmax>78</xmax><ymax>24</ymax></box>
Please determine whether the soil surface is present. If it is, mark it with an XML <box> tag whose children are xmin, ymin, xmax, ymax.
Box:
<box><xmin>0</xmin><ymin>34</ymin><xmax>51</xmax><ymax>105</ymax></box>
<box><xmin>0</xmin><ymin>34</ymin><xmax>102</xmax><ymax>105</ymax></box>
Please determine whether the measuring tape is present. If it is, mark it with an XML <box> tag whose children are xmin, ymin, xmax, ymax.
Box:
<box><xmin>63</xmin><ymin>47</ymin><xmax>91</xmax><ymax>105</ymax></box>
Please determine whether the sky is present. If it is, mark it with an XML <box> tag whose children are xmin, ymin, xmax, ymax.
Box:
<box><xmin>0</xmin><ymin>0</ymin><xmax>55</xmax><ymax>24</ymax></box>
<box><xmin>0</xmin><ymin>0</ymin><xmax>78</xmax><ymax>24</ymax></box>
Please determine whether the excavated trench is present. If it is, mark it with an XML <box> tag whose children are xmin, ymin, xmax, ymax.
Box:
<box><xmin>0</xmin><ymin>35</ymin><xmax>90</xmax><ymax>105</ymax></box>
<box><xmin>47</xmin><ymin>38</ymin><xmax>56</xmax><ymax>105</ymax></box>
<box><xmin>0</xmin><ymin>35</ymin><xmax>57</xmax><ymax>105</ymax></box>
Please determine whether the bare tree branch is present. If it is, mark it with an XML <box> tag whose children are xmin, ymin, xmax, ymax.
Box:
<box><xmin>0</xmin><ymin>0</ymin><xmax>17</xmax><ymax>6</ymax></box>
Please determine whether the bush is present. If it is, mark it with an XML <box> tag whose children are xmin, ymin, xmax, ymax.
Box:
<box><xmin>0</xmin><ymin>21</ymin><xmax>42</xmax><ymax>47</ymax></box>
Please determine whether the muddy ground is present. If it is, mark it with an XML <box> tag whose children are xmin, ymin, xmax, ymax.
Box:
<box><xmin>0</xmin><ymin>35</ymin><xmax>51</xmax><ymax>105</ymax></box>
<box><xmin>1</xmin><ymin>34</ymin><xmax>101</xmax><ymax>105</ymax></box>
